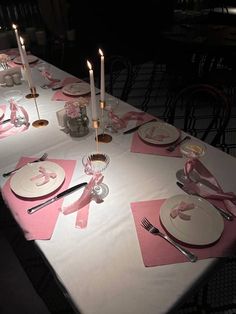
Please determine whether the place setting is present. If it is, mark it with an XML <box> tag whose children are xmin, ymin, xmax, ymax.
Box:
<box><xmin>127</xmin><ymin>118</ymin><xmax>189</xmax><ymax>157</ymax></box>
<box><xmin>51</xmin><ymin>77</ymin><xmax>90</xmax><ymax>101</ymax></box>
<box><xmin>1</xmin><ymin>154</ymin><xmax>80</xmax><ymax>240</ymax></box>
<box><xmin>131</xmin><ymin>190</ymin><xmax>236</xmax><ymax>267</ymax></box>
<box><xmin>131</xmin><ymin>138</ymin><xmax>236</xmax><ymax>267</ymax></box>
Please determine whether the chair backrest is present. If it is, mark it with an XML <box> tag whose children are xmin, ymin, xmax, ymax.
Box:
<box><xmin>166</xmin><ymin>84</ymin><xmax>231</xmax><ymax>147</ymax></box>
<box><xmin>105</xmin><ymin>55</ymin><xmax>133</xmax><ymax>101</ymax></box>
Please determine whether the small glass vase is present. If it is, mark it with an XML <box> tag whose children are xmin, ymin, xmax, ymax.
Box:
<box><xmin>66</xmin><ymin>104</ymin><xmax>89</xmax><ymax>137</ymax></box>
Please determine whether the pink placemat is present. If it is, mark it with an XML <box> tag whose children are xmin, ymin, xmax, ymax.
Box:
<box><xmin>0</xmin><ymin>104</ymin><xmax>29</xmax><ymax>140</ymax></box>
<box><xmin>51</xmin><ymin>77</ymin><xmax>89</xmax><ymax>101</ymax></box>
<box><xmin>1</xmin><ymin>157</ymin><xmax>76</xmax><ymax>240</ymax></box>
<box><xmin>130</xmin><ymin>116</ymin><xmax>182</xmax><ymax>158</ymax></box>
<box><xmin>131</xmin><ymin>199</ymin><xmax>236</xmax><ymax>267</ymax></box>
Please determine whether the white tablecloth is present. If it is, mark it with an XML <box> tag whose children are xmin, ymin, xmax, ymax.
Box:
<box><xmin>1</xmin><ymin>58</ymin><xmax>236</xmax><ymax>314</ymax></box>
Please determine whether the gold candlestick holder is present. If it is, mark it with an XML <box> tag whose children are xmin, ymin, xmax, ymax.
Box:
<box><xmin>97</xmin><ymin>100</ymin><xmax>112</xmax><ymax>143</ymax></box>
<box><xmin>93</xmin><ymin>119</ymin><xmax>100</xmax><ymax>152</ymax></box>
<box><xmin>25</xmin><ymin>86</ymin><xmax>39</xmax><ymax>99</ymax></box>
<box><xmin>29</xmin><ymin>87</ymin><xmax>49</xmax><ymax>128</ymax></box>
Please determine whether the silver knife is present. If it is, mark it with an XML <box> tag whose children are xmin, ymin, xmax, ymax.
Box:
<box><xmin>27</xmin><ymin>182</ymin><xmax>87</xmax><ymax>214</ymax></box>
<box><xmin>0</xmin><ymin>119</ymin><xmax>11</xmax><ymax>125</ymax></box>
<box><xmin>123</xmin><ymin>118</ymin><xmax>157</xmax><ymax>134</ymax></box>
<box><xmin>176</xmin><ymin>181</ymin><xmax>234</xmax><ymax>221</ymax></box>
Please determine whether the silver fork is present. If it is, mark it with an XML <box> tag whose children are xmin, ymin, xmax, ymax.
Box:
<box><xmin>2</xmin><ymin>153</ymin><xmax>48</xmax><ymax>177</ymax></box>
<box><xmin>141</xmin><ymin>217</ymin><xmax>197</xmax><ymax>263</ymax></box>
<box><xmin>166</xmin><ymin>135</ymin><xmax>191</xmax><ymax>152</ymax></box>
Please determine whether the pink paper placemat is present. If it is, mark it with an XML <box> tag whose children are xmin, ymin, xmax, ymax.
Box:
<box><xmin>51</xmin><ymin>77</ymin><xmax>89</xmax><ymax>101</ymax></box>
<box><xmin>2</xmin><ymin>157</ymin><xmax>76</xmax><ymax>240</ymax></box>
<box><xmin>129</xmin><ymin>115</ymin><xmax>182</xmax><ymax>157</ymax></box>
<box><xmin>131</xmin><ymin>199</ymin><xmax>236</xmax><ymax>267</ymax></box>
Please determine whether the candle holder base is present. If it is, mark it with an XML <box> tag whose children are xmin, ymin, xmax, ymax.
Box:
<box><xmin>32</xmin><ymin>119</ymin><xmax>49</xmax><ymax>128</ymax></box>
<box><xmin>25</xmin><ymin>92</ymin><xmax>39</xmax><ymax>99</ymax></box>
<box><xmin>96</xmin><ymin>133</ymin><xmax>112</xmax><ymax>143</ymax></box>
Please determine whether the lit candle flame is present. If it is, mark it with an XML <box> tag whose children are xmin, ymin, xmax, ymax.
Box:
<box><xmin>20</xmin><ymin>36</ymin><xmax>24</xmax><ymax>45</ymax></box>
<box><xmin>87</xmin><ymin>60</ymin><xmax>92</xmax><ymax>70</ymax></box>
<box><xmin>12</xmin><ymin>24</ymin><xmax>17</xmax><ymax>30</ymax></box>
<box><xmin>99</xmin><ymin>48</ymin><xmax>103</xmax><ymax>57</ymax></box>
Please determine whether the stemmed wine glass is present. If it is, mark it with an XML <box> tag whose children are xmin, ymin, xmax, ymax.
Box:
<box><xmin>38</xmin><ymin>62</ymin><xmax>60</xmax><ymax>89</ymax></box>
<box><xmin>82</xmin><ymin>152</ymin><xmax>110</xmax><ymax>200</ymax></box>
<box><xmin>176</xmin><ymin>138</ymin><xmax>206</xmax><ymax>183</ymax></box>
<box><xmin>3</xmin><ymin>90</ymin><xmax>27</xmax><ymax>127</ymax></box>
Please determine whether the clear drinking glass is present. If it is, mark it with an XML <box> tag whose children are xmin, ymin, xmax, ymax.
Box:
<box><xmin>176</xmin><ymin>138</ymin><xmax>207</xmax><ymax>183</ymax></box>
<box><xmin>3</xmin><ymin>90</ymin><xmax>26</xmax><ymax>127</ymax></box>
<box><xmin>104</xmin><ymin>96</ymin><xmax>119</xmax><ymax>133</ymax></box>
<box><xmin>38</xmin><ymin>62</ymin><xmax>59</xmax><ymax>89</ymax></box>
<box><xmin>82</xmin><ymin>152</ymin><xmax>110</xmax><ymax>200</ymax></box>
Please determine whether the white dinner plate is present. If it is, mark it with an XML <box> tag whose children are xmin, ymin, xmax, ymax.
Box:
<box><xmin>160</xmin><ymin>194</ymin><xmax>224</xmax><ymax>245</ymax></box>
<box><xmin>10</xmin><ymin>161</ymin><xmax>65</xmax><ymax>198</ymax></box>
<box><xmin>13</xmin><ymin>55</ymin><xmax>38</xmax><ymax>64</ymax></box>
<box><xmin>138</xmin><ymin>121</ymin><xmax>180</xmax><ymax>145</ymax></box>
<box><xmin>0</xmin><ymin>108</ymin><xmax>4</xmax><ymax>120</ymax></box>
<box><xmin>62</xmin><ymin>82</ymin><xmax>90</xmax><ymax>96</ymax></box>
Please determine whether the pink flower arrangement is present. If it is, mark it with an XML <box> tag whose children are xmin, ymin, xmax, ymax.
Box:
<box><xmin>64</xmin><ymin>98</ymin><xmax>88</xmax><ymax>119</ymax></box>
<box><xmin>0</xmin><ymin>53</ymin><xmax>10</xmax><ymax>70</ymax></box>
<box><xmin>65</xmin><ymin>101</ymin><xmax>80</xmax><ymax>118</ymax></box>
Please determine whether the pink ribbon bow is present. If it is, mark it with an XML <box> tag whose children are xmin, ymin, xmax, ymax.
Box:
<box><xmin>30</xmin><ymin>166</ymin><xmax>57</xmax><ymax>186</ymax></box>
<box><xmin>145</xmin><ymin>126</ymin><xmax>169</xmax><ymax>141</ymax></box>
<box><xmin>184</xmin><ymin>158</ymin><xmax>236</xmax><ymax>216</ymax></box>
<box><xmin>10</xmin><ymin>98</ymin><xmax>29</xmax><ymax>127</ymax></box>
<box><xmin>61</xmin><ymin>173</ymin><xmax>104</xmax><ymax>228</ymax></box>
<box><xmin>109</xmin><ymin>111</ymin><xmax>146</xmax><ymax>130</ymax></box>
<box><xmin>170</xmin><ymin>201</ymin><xmax>194</xmax><ymax>220</ymax></box>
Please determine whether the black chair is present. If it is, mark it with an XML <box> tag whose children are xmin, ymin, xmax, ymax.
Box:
<box><xmin>105</xmin><ymin>55</ymin><xmax>133</xmax><ymax>102</ymax></box>
<box><xmin>165</xmin><ymin>84</ymin><xmax>231</xmax><ymax>148</ymax></box>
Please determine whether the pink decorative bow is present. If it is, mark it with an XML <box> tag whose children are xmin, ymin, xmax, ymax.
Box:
<box><xmin>109</xmin><ymin>111</ymin><xmax>146</xmax><ymax>130</ymax></box>
<box><xmin>10</xmin><ymin>98</ymin><xmax>29</xmax><ymax>128</ymax></box>
<box><xmin>30</xmin><ymin>166</ymin><xmax>57</xmax><ymax>186</ymax></box>
<box><xmin>184</xmin><ymin>158</ymin><xmax>236</xmax><ymax>216</ymax></box>
<box><xmin>61</xmin><ymin>174</ymin><xmax>103</xmax><ymax>228</ymax></box>
<box><xmin>170</xmin><ymin>201</ymin><xmax>194</xmax><ymax>220</ymax></box>
<box><xmin>145</xmin><ymin>126</ymin><xmax>169</xmax><ymax>141</ymax></box>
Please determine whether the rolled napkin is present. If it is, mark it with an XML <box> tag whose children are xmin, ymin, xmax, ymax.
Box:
<box><xmin>1</xmin><ymin>157</ymin><xmax>76</xmax><ymax>240</ymax></box>
<box><xmin>184</xmin><ymin>158</ymin><xmax>236</xmax><ymax>216</ymax></box>
<box><xmin>61</xmin><ymin>173</ymin><xmax>103</xmax><ymax>229</ymax></box>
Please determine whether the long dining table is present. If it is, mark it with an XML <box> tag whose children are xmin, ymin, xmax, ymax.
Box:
<box><xmin>1</xmin><ymin>51</ymin><xmax>236</xmax><ymax>314</ymax></box>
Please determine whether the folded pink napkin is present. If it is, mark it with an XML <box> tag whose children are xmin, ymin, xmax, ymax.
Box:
<box><xmin>2</xmin><ymin>157</ymin><xmax>76</xmax><ymax>240</ymax></box>
<box><xmin>184</xmin><ymin>158</ymin><xmax>236</xmax><ymax>216</ymax></box>
<box><xmin>51</xmin><ymin>77</ymin><xmax>87</xmax><ymax>101</ymax></box>
<box><xmin>62</xmin><ymin>174</ymin><xmax>103</xmax><ymax>229</ymax></box>
<box><xmin>130</xmin><ymin>116</ymin><xmax>182</xmax><ymax>157</ymax></box>
<box><xmin>0</xmin><ymin>104</ymin><xmax>29</xmax><ymax>140</ymax></box>
<box><xmin>131</xmin><ymin>199</ymin><xmax>236</xmax><ymax>267</ymax></box>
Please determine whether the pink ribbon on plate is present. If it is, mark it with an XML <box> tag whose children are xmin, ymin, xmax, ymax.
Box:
<box><xmin>145</xmin><ymin>126</ymin><xmax>169</xmax><ymax>141</ymax></box>
<box><xmin>184</xmin><ymin>158</ymin><xmax>236</xmax><ymax>216</ymax></box>
<box><xmin>61</xmin><ymin>173</ymin><xmax>103</xmax><ymax>228</ymax></box>
<box><xmin>30</xmin><ymin>166</ymin><xmax>57</xmax><ymax>186</ymax></box>
<box><xmin>109</xmin><ymin>111</ymin><xmax>146</xmax><ymax>130</ymax></box>
<box><xmin>170</xmin><ymin>201</ymin><xmax>195</xmax><ymax>220</ymax></box>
